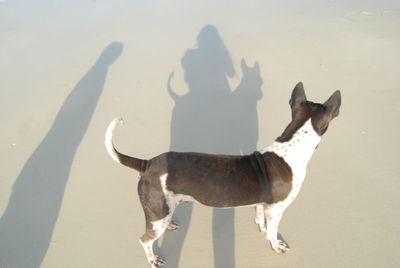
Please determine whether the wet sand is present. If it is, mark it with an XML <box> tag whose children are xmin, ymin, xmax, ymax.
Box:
<box><xmin>1</xmin><ymin>1</ymin><xmax>400</xmax><ymax>267</ymax></box>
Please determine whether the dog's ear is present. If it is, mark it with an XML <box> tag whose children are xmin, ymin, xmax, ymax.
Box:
<box><xmin>289</xmin><ymin>82</ymin><xmax>307</xmax><ymax>109</ymax></box>
<box><xmin>254</xmin><ymin>61</ymin><xmax>260</xmax><ymax>73</ymax></box>
<box><xmin>324</xmin><ymin>90</ymin><xmax>341</xmax><ymax>118</ymax></box>
<box><xmin>241</xmin><ymin>58</ymin><xmax>248</xmax><ymax>71</ymax></box>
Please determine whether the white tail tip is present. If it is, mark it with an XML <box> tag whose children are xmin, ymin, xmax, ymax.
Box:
<box><xmin>105</xmin><ymin>116</ymin><xmax>124</xmax><ymax>163</ymax></box>
<box><xmin>114</xmin><ymin>117</ymin><xmax>124</xmax><ymax>126</ymax></box>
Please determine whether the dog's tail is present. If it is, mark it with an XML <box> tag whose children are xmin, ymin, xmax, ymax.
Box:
<box><xmin>167</xmin><ymin>72</ymin><xmax>180</xmax><ymax>103</ymax></box>
<box><xmin>105</xmin><ymin>117</ymin><xmax>147</xmax><ymax>173</ymax></box>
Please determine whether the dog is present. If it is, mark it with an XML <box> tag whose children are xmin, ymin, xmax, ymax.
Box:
<box><xmin>105</xmin><ymin>82</ymin><xmax>341</xmax><ymax>267</ymax></box>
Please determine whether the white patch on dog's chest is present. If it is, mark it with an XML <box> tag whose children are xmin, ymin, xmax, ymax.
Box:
<box><xmin>260</xmin><ymin>119</ymin><xmax>321</xmax><ymax>208</ymax></box>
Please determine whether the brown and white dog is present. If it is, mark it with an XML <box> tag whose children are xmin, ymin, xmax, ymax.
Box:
<box><xmin>105</xmin><ymin>82</ymin><xmax>341</xmax><ymax>267</ymax></box>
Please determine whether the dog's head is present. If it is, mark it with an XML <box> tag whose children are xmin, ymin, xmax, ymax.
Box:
<box><xmin>289</xmin><ymin>82</ymin><xmax>341</xmax><ymax>136</ymax></box>
<box><xmin>238</xmin><ymin>59</ymin><xmax>263</xmax><ymax>99</ymax></box>
<box><xmin>277</xmin><ymin>82</ymin><xmax>341</xmax><ymax>142</ymax></box>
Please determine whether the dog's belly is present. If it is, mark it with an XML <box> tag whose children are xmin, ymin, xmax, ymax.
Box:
<box><xmin>193</xmin><ymin>196</ymin><xmax>263</xmax><ymax>208</ymax></box>
<box><xmin>169</xmin><ymin>176</ymin><xmax>265</xmax><ymax>208</ymax></box>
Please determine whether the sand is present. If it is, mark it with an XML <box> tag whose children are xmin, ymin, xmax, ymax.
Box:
<box><xmin>1</xmin><ymin>1</ymin><xmax>400</xmax><ymax>267</ymax></box>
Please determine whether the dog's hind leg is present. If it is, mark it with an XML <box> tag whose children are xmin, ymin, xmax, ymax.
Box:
<box><xmin>139</xmin><ymin>215</ymin><xmax>170</xmax><ymax>268</ymax></box>
<box><xmin>158</xmin><ymin>173</ymin><xmax>191</xmax><ymax>232</ymax></box>
<box><xmin>140</xmin><ymin>204</ymin><xmax>181</xmax><ymax>267</ymax></box>
<box><xmin>138</xmin><ymin>173</ymin><xmax>188</xmax><ymax>266</ymax></box>
<box><xmin>138</xmin><ymin>177</ymin><xmax>172</xmax><ymax>267</ymax></box>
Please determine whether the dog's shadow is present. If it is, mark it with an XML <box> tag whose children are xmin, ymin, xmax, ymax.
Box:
<box><xmin>0</xmin><ymin>43</ymin><xmax>123</xmax><ymax>268</ymax></box>
<box><xmin>159</xmin><ymin>25</ymin><xmax>264</xmax><ymax>268</ymax></box>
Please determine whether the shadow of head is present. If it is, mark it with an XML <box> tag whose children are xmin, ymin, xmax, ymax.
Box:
<box><xmin>197</xmin><ymin>25</ymin><xmax>224</xmax><ymax>51</ymax></box>
<box><xmin>97</xmin><ymin>42</ymin><xmax>124</xmax><ymax>65</ymax></box>
<box><xmin>181</xmin><ymin>25</ymin><xmax>235</xmax><ymax>93</ymax></box>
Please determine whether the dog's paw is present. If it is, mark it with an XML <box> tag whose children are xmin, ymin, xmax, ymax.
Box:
<box><xmin>271</xmin><ymin>240</ymin><xmax>290</xmax><ymax>254</ymax></box>
<box><xmin>149</xmin><ymin>255</ymin><xmax>165</xmax><ymax>267</ymax></box>
<box><xmin>167</xmin><ymin>221</ymin><xmax>180</xmax><ymax>231</ymax></box>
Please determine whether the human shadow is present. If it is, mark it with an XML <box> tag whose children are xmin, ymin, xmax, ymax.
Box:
<box><xmin>160</xmin><ymin>25</ymin><xmax>263</xmax><ymax>268</ymax></box>
<box><xmin>0</xmin><ymin>42</ymin><xmax>123</xmax><ymax>268</ymax></box>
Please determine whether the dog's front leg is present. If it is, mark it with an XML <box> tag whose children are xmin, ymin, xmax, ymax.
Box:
<box><xmin>255</xmin><ymin>205</ymin><xmax>267</xmax><ymax>232</ymax></box>
<box><xmin>264</xmin><ymin>206</ymin><xmax>290</xmax><ymax>254</ymax></box>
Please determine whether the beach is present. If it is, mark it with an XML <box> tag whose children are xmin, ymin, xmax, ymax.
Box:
<box><xmin>1</xmin><ymin>1</ymin><xmax>400</xmax><ymax>267</ymax></box>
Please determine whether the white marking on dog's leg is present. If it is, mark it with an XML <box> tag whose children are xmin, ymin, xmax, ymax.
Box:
<box><xmin>152</xmin><ymin>218</ymin><xmax>170</xmax><ymax>237</ymax></box>
<box><xmin>139</xmin><ymin>239</ymin><xmax>156</xmax><ymax>262</ymax></box>
<box><xmin>159</xmin><ymin>173</ymin><xmax>194</xmax><ymax>232</ymax></box>
<box><xmin>159</xmin><ymin>174</ymin><xmax>169</xmax><ymax>196</ymax></box>
<box><xmin>264</xmin><ymin>206</ymin><xmax>290</xmax><ymax>254</ymax></box>
<box><xmin>255</xmin><ymin>205</ymin><xmax>267</xmax><ymax>232</ymax></box>
<box><xmin>159</xmin><ymin>173</ymin><xmax>177</xmax><ymax>219</ymax></box>
<box><xmin>140</xmin><ymin>218</ymin><xmax>169</xmax><ymax>267</ymax></box>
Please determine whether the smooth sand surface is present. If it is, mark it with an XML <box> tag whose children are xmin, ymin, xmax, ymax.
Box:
<box><xmin>1</xmin><ymin>1</ymin><xmax>400</xmax><ymax>267</ymax></box>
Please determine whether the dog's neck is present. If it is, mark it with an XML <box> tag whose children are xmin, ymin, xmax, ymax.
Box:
<box><xmin>260</xmin><ymin>119</ymin><xmax>321</xmax><ymax>175</ymax></box>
